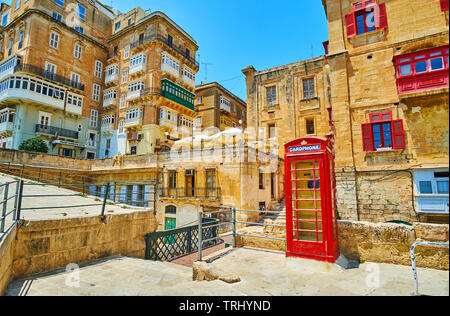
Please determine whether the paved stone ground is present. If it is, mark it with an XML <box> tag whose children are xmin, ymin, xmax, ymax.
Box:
<box><xmin>0</xmin><ymin>174</ymin><xmax>150</xmax><ymax>227</ymax></box>
<box><xmin>4</xmin><ymin>248</ymin><xmax>449</xmax><ymax>296</ymax></box>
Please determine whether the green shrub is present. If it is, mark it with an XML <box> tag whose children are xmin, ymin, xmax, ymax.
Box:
<box><xmin>18</xmin><ymin>138</ymin><xmax>49</xmax><ymax>154</ymax></box>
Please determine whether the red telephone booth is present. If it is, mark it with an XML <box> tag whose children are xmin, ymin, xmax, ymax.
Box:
<box><xmin>284</xmin><ymin>136</ymin><xmax>339</xmax><ymax>263</ymax></box>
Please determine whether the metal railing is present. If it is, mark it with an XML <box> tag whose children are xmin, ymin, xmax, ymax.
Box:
<box><xmin>14</xmin><ymin>63</ymin><xmax>85</xmax><ymax>91</ymax></box>
<box><xmin>196</xmin><ymin>208</ymin><xmax>286</xmax><ymax>261</ymax></box>
<box><xmin>0</xmin><ymin>161</ymin><xmax>157</xmax><ymax>210</ymax></box>
<box><xmin>35</xmin><ymin>124</ymin><xmax>79</xmax><ymax>140</ymax></box>
<box><xmin>19</xmin><ymin>181</ymin><xmax>157</xmax><ymax>216</ymax></box>
<box><xmin>145</xmin><ymin>218</ymin><xmax>219</xmax><ymax>261</ymax></box>
<box><xmin>0</xmin><ymin>180</ymin><xmax>20</xmax><ymax>242</ymax></box>
<box><xmin>107</xmin><ymin>51</ymin><xmax>119</xmax><ymax>60</ymax></box>
<box><xmin>410</xmin><ymin>241</ymin><xmax>449</xmax><ymax>296</ymax></box>
<box><xmin>159</xmin><ymin>187</ymin><xmax>221</xmax><ymax>199</ymax></box>
<box><xmin>130</xmin><ymin>33</ymin><xmax>199</xmax><ymax>68</ymax></box>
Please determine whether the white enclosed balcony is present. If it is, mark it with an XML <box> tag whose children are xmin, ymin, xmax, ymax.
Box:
<box><xmin>101</xmin><ymin>123</ymin><xmax>114</xmax><ymax>134</ymax></box>
<box><xmin>220</xmin><ymin>96</ymin><xmax>231</xmax><ymax>112</ymax></box>
<box><xmin>0</xmin><ymin>75</ymin><xmax>66</xmax><ymax>110</ymax></box>
<box><xmin>105</xmin><ymin>65</ymin><xmax>119</xmax><ymax>85</ymax></box>
<box><xmin>126</xmin><ymin>90</ymin><xmax>142</xmax><ymax>101</ymax></box>
<box><xmin>65</xmin><ymin>93</ymin><xmax>83</xmax><ymax>116</ymax></box>
<box><xmin>0</xmin><ymin>55</ymin><xmax>21</xmax><ymax>81</ymax></box>
<box><xmin>182</xmin><ymin>67</ymin><xmax>196</xmax><ymax>88</ymax></box>
<box><xmin>125</xmin><ymin>108</ymin><xmax>142</xmax><ymax>128</ymax></box>
<box><xmin>161</xmin><ymin>54</ymin><xmax>180</xmax><ymax>78</ymax></box>
<box><xmin>127</xmin><ymin>81</ymin><xmax>144</xmax><ymax>101</ymax></box>
<box><xmin>124</xmin><ymin>117</ymin><xmax>142</xmax><ymax>128</ymax></box>
<box><xmin>0</xmin><ymin>108</ymin><xmax>15</xmax><ymax>137</ymax></box>
<box><xmin>129</xmin><ymin>54</ymin><xmax>147</xmax><ymax>75</ymax></box>
<box><xmin>159</xmin><ymin>108</ymin><xmax>178</xmax><ymax>129</ymax></box>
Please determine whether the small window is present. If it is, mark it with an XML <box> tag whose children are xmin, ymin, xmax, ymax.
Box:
<box><xmin>430</xmin><ymin>58</ymin><xmax>444</xmax><ymax>71</ymax></box>
<box><xmin>415</xmin><ymin>61</ymin><xmax>427</xmax><ymax>73</ymax></box>
<box><xmin>437</xmin><ymin>181</ymin><xmax>449</xmax><ymax>194</ymax></box>
<box><xmin>49</xmin><ymin>32</ymin><xmax>59</xmax><ymax>49</ymax></box>
<box><xmin>266</xmin><ymin>86</ymin><xmax>276</xmax><ymax>107</ymax></box>
<box><xmin>259</xmin><ymin>170</ymin><xmax>265</xmax><ymax>190</ymax></box>
<box><xmin>419</xmin><ymin>181</ymin><xmax>433</xmax><ymax>194</ymax></box>
<box><xmin>165</xmin><ymin>205</ymin><xmax>176</xmax><ymax>215</ymax></box>
<box><xmin>303</xmin><ymin>78</ymin><xmax>315</xmax><ymax>99</ymax></box>
<box><xmin>306</xmin><ymin>119</ymin><xmax>315</xmax><ymax>135</ymax></box>
<box><xmin>52</xmin><ymin>11</ymin><xmax>62</xmax><ymax>22</ymax></box>
<box><xmin>399</xmin><ymin>64</ymin><xmax>412</xmax><ymax>76</ymax></box>
<box><xmin>77</xmin><ymin>4</ymin><xmax>86</xmax><ymax>20</ymax></box>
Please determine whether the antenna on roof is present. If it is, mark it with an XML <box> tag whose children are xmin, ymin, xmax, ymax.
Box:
<box><xmin>202</xmin><ymin>62</ymin><xmax>213</xmax><ymax>83</ymax></box>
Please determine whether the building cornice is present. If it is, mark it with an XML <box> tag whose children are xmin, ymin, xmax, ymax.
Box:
<box><xmin>0</xmin><ymin>9</ymin><xmax>109</xmax><ymax>51</ymax></box>
<box><xmin>195</xmin><ymin>82</ymin><xmax>247</xmax><ymax>108</ymax></box>
<box><xmin>108</xmin><ymin>11</ymin><xmax>198</xmax><ymax>49</ymax></box>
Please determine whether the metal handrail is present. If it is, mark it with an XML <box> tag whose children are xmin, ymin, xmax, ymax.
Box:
<box><xmin>35</xmin><ymin>124</ymin><xmax>79</xmax><ymax>140</ymax></box>
<box><xmin>0</xmin><ymin>160</ymin><xmax>157</xmax><ymax>186</ymax></box>
<box><xmin>0</xmin><ymin>180</ymin><xmax>20</xmax><ymax>241</ymax></box>
<box><xmin>411</xmin><ymin>241</ymin><xmax>449</xmax><ymax>296</ymax></box>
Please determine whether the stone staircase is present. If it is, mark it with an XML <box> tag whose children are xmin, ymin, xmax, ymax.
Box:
<box><xmin>262</xmin><ymin>199</ymin><xmax>286</xmax><ymax>238</ymax></box>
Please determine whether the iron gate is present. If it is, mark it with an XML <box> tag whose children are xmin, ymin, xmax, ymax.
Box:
<box><xmin>145</xmin><ymin>218</ymin><xmax>219</xmax><ymax>261</ymax></box>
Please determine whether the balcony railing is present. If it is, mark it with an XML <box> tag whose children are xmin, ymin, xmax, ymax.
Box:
<box><xmin>159</xmin><ymin>187</ymin><xmax>221</xmax><ymax>199</ymax></box>
<box><xmin>107</xmin><ymin>51</ymin><xmax>120</xmax><ymax>60</ymax></box>
<box><xmin>14</xmin><ymin>64</ymin><xmax>85</xmax><ymax>91</ymax></box>
<box><xmin>130</xmin><ymin>34</ymin><xmax>199</xmax><ymax>68</ymax></box>
<box><xmin>35</xmin><ymin>124</ymin><xmax>79</xmax><ymax>139</ymax></box>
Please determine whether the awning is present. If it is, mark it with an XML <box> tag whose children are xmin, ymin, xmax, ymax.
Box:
<box><xmin>51</xmin><ymin>140</ymin><xmax>86</xmax><ymax>149</ymax></box>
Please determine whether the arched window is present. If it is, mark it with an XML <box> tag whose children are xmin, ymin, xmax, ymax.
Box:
<box><xmin>165</xmin><ymin>205</ymin><xmax>176</xmax><ymax>215</ymax></box>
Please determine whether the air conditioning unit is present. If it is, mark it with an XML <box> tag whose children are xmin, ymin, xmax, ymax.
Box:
<box><xmin>137</xmin><ymin>134</ymin><xmax>144</xmax><ymax>141</ymax></box>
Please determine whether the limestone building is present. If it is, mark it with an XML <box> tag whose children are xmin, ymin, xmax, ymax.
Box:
<box><xmin>242</xmin><ymin>57</ymin><xmax>332</xmax><ymax>160</ymax></box>
<box><xmin>0</xmin><ymin>0</ymin><xmax>114</xmax><ymax>159</ymax></box>
<box><xmin>100</xmin><ymin>8</ymin><xmax>199</xmax><ymax>158</ymax></box>
<box><xmin>322</xmin><ymin>0</ymin><xmax>449</xmax><ymax>223</ymax></box>
<box><xmin>0</xmin><ymin>1</ymin><xmax>199</xmax><ymax>159</ymax></box>
<box><xmin>194</xmin><ymin>82</ymin><xmax>247</xmax><ymax>132</ymax></box>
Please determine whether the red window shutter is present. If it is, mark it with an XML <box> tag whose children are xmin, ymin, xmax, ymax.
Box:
<box><xmin>441</xmin><ymin>0</ymin><xmax>449</xmax><ymax>11</ymax></box>
<box><xmin>376</xmin><ymin>3</ymin><xmax>388</xmax><ymax>30</ymax></box>
<box><xmin>392</xmin><ymin>120</ymin><xmax>406</xmax><ymax>149</ymax></box>
<box><xmin>362</xmin><ymin>123</ymin><xmax>374</xmax><ymax>151</ymax></box>
<box><xmin>345</xmin><ymin>13</ymin><xmax>357</xmax><ymax>38</ymax></box>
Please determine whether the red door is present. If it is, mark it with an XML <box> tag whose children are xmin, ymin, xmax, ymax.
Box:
<box><xmin>286</xmin><ymin>154</ymin><xmax>327</xmax><ymax>258</ymax></box>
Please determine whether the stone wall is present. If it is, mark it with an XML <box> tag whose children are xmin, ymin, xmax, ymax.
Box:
<box><xmin>0</xmin><ymin>148</ymin><xmax>92</xmax><ymax>171</ymax></box>
<box><xmin>0</xmin><ymin>226</ymin><xmax>17</xmax><ymax>296</ymax></box>
<box><xmin>236</xmin><ymin>220</ymin><xmax>449</xmax><ymax>270</ymax></box>
<box><xmin>11</xmin><ymin>210</ymin><xmax>157</xmax><ymax>279</ymax></box>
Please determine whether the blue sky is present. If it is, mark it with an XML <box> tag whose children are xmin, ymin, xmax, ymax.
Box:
<box><xmin>6</xmin><ymin>0</ymin><xmax>329</xmax><ymax>100</ymax></box>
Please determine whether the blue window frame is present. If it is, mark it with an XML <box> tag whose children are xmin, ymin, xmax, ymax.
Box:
<box><xmin>415</xmin><ymin>61</ymin><xmax>427</xmax><ymax>73</ymax></box>
<box><xmin>52</xmin><ymin>11</ymin><xmax>62</xmax><ymax>22</ymax></box>
<box><xmin>371</xmin><ymin>122</ymin><xmax>392</xmax><ymax>149</ymax></box>
<box><xmin>2</xmin><ymin>14</ymin><xmax>8</xmax><ymax>27</ymax></box>
<box><xmin>74</xmin><ymin>26</ymin><xmax>84</xmax><ymax>34</ymax></box>
<box><xmin>430</xmin><ymin>58</ymin><xmax>444</xmax><ymax>70</ymax></box>
<box><xmin>53</xmin><ymin>0</ymin><xmax>64</xmax><ymax>6</ymax></box>
<box><xmin>419</xmin><ymin>181</ymin><xmax>433</xmax><ymax>194</ymax></box>
<box><xmin>18</xmin><ymin>30</ymin><xmax>24</xmax><ymax>50</ymax></box>
<box><xmin>355</xmin><ymin>9</ymin><xmax>375</xmax><ymax>35</ymax></box>
<box><xmin>77</xmin><ymin>4</ymin><xmax>86</xmax><ymax>20</ymax></box>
